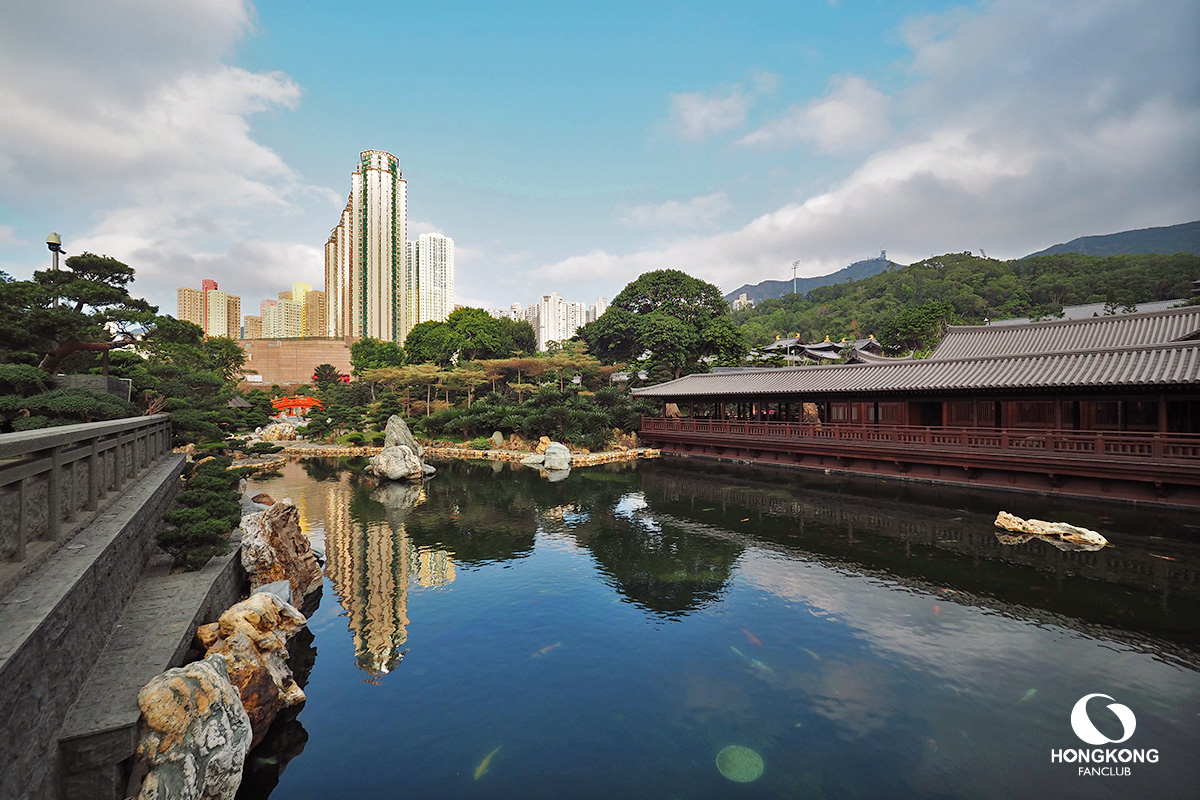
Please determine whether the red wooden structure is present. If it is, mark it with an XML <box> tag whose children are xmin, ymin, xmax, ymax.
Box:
<box><xmin>271</xmin><ymin>395</ymin><xmax>324</xmax><ymax>417</ymax></box>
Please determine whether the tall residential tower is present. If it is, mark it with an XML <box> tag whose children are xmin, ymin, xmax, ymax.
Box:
<box><xmin>325</xmin><ymin>150</ymin><xmax>409</xmax><ymax>341</ymax></box>
<box><xmin>407</xmin><ymin>232</ymin><xmax>455</xmax><ymax>325</ymax></box>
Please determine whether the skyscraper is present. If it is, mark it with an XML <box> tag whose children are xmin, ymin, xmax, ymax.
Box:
<box><xmin>407</xmin><ymin>232</ymin><xmax>455</xmax><ymax>325</ymax></box>
<box><xmin>325</xmin><ymin>150</ymin><xmax>409</xmax><ymax>341</ymax></box>
<box><xmin>176</xmin><ymin>279</ymin><xmax>240</xmax><ymax>339</ymax></box>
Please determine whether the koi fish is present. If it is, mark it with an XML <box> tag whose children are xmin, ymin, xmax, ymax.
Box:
<box><xmin>749</xmin><ymin>658</ymin><xmax>773</xmax><ymax>674</ymax></box>
<box><xmin>740</xmin><ymin>518</ymin><xmax>750</xmax><ymax>522</ymax></box>
<box><xmin>933</xmin><ymin>605</ymin><xmax>942</xmax><ymax>617</ymax></box>
<box><xmin>531</xmin><ymin>642</ymin><xmax>561</xmax><ymax>658</ymax></box>
<box><xmin>730</xmin><ymin>645</ymin><xmax>748</xmax><ymax>661</ymax></box>
<box><xmin>474</xmin><ymin>746</ymin><xmax>502</xmax><ymax>780</ymax></box>
<box><xmin>1150</xmin><ymin>554</ymin><xmax>1178</xmax><ymax>561</ymax></box>
<box><xmin>1018</xmin><ymin>688</ymin><xmax>1037</xmax><ymax>703</ymax></box>
<box><xmin>803</xmin><ymin>648</ymin><xmax>821</xmax><ymax>661</ymax></box>
<box><xmin>740</xmin><ymin>627</ymin><xmax>762</xmax><ymax>646</ymax></box>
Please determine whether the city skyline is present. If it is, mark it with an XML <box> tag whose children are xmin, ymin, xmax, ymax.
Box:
<box><xmin>2</xmin><ymin>2</ymin><xmax>1198</xmax><ymax>317</ymax></box>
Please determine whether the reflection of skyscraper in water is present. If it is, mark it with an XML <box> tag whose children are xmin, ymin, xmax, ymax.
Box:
<box><xmin>320</xmin><ymin>476</ymin><xmax>454</xmax><ymax>676</ymax></box>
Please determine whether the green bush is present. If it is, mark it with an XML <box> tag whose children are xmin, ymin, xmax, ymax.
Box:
<box><xmin>157</xmin><ymin>455</ymin><xmax>244</xmax><ymax>570</ymax></box>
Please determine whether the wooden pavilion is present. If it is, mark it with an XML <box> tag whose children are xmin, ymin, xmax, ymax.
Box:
<box><xmin>633</xmin><ymin>307</ymin><xmax>1200</xmax><ymax>506</ymax></box>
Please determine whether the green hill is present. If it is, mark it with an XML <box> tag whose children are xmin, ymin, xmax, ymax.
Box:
<box><xmin>1024</xmin><ymin>220</ymin><xmax>1200</xmax><ymax>258</ymax></box>
<box><xmin>724</xmin><ymin>254</ymin><xmax>901</xmax><ymax>305</ymax></box>
<box><xmin>733</xmin><ymin>251</ymin><xmax>1199</xmax><ymax>351</ymax></box>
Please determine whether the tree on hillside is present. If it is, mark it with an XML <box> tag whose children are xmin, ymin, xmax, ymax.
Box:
<box><xmin>877</xmin><ymin>301</ymin><xmax>958</xmax><ymax>355</ymax></box>
<box><xmin>576</xmin><ymin>269</ymin><xmax>747</xmax><ymax>378</ymax></box>
<box><xmin>0</xmin><ymin>253</ymin><xmax>154</xmax><ymax>372</ymax></box>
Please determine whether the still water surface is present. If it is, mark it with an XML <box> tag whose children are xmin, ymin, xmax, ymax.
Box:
<box><xmin>242</xmin><ymin>458</ymin><xmax>1200</xmax><ymax>799</ymax></box>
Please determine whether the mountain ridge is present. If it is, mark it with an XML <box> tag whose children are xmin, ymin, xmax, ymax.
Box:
<box><xmin>724</xmin><ymin>255</ymin><xmax>900</xmax><ymax>304</ymax></box>
<box><xmin>1022</xmin><ymin>220</ymin><xmax>1199</xmax><ymax>259</ymax></box>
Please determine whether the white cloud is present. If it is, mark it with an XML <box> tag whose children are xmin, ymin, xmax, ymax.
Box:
<box><xmin>0</xmin><ymin>225</ymin><xmax>19</xmax><ymax>247</ymax></box>
<box><xmin>0</xmin><ymin>1</ymin><xmax>334</xmax><ymax>311</ymax></box>
<box><xmin>409</xmin><ymin>220</ymin><xmax>445</xmax><ymax>236</ymax></box>
<box><xmin>667</xmin><ymin>90</ymin><xmax>751</xmax><ymax>141</ymax></box>
<box><xmin>740</xmin><ymin>75</ymin><xmax>891</xmax><ymax>153</ymax></box>
<box><xmin>532</xmin><ymin>0</ymin><xmax>1200</xmax><ymax>296</ymax></box>
<box><xmin>619</xmin><ymin>192</ymin><xmax>732</xmax><ymax>229</ymax></box>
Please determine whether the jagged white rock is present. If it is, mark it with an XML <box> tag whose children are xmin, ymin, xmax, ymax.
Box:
<box><xmin>994</xmin><ymin>511</ymin><xmax>1109</xmax><ymax>549</ymax></box>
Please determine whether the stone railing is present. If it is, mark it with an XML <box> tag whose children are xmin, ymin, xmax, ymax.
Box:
<box><xmin>0</xmin><ymin>415</ymin><xmax>173</xmax><ymax>568</ymax></box>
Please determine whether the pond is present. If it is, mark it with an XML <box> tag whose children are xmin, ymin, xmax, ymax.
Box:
<box><xmin>240</xmin><ymin>457</ymin><xmax>1200</xmax><ymax>799</ymax></box>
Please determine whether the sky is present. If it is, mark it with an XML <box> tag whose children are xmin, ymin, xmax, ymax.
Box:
<box><xmin>1</xmin><ymin>0</ymin><xmax>1198</xmax><ymax>317</ymax></box>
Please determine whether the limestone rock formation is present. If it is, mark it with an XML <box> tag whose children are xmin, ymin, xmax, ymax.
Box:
<box><xmin>196</xmin><ymin>593</ymin><xmax>308</xmax><ymax>749</ymax></box>
<box><xmin>367</xmin><ymin>445</ymin><xmax>425</xmax><ymax>481</ymax></box>
<box><xmin>134</xmin><ymin>653</ymin><xmax>252</xmax><ymax>800</ymax></box>
<box><xmin>542</xmin><ymin>442</ymin><xmax>571</xmax><ymax>471</ymax></box>
<box><xmin>241</xmin><ymin>500</ymin><xmax>322</xmax><ymax>605</ymax></box>
<box><xmin>535</xmin><ymin>436</ymin><xmax>551</xmax><ymax>454</ymax></box>
<box><xmin>491</xmin><ymin>431</ymin><xmax>504</xmax><ymax>447</ymax></box>
<box><xmin>383</xmin><ymin>415</ymin><xmax>424</xmax><ymax>458</ymax></box>
<box><xmin>994</xmin><ymin>511</ymin><xmax>1109</xmax><ymax>550</ymax></box>
<box><xmin>520</xmin><ymin>453</ymin><xmax>545</xmax><ymax>467</ymax></box>
<box><xmin>258</xmin><ymin>423</ymin><xmax>297</xmax><ymax>442</ymax></box>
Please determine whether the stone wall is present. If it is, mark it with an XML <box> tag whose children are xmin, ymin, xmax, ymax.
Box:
<box><xmin>0</xmin><ymin>455</ymin><xmax>185</xmax><ymax>800</ymax></box>
<box><xmin>237</xmin><ymin>337</ymin><xmax>357</xmax><ymax>387</ymax></box>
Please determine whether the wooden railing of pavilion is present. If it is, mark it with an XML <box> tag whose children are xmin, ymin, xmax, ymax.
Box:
<box><xmin>639</xmin><ymin>417</ymin><xmax>1200</xmax><ymax>503</ymax></box>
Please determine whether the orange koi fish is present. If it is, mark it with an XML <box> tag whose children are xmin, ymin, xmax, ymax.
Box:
<box><xmin>739</xmin><ymin>627</ymin><xmax>762</xmax><ymax>646</ymax></box>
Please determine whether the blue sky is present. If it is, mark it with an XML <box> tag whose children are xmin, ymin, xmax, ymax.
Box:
<box><xmin>1</xmin><ymin>0</ymin><xmax>1198</xmax><ymax>317</ymax></box>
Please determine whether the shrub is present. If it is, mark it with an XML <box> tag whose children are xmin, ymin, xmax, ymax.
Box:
<box><xmin>157</xmin><ymin>455</ymin><xmax>245</xmax><ymax>570</ymax></box>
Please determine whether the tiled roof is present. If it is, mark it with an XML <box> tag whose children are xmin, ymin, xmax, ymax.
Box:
<box><xmin>930</xmin><ymin>306</ymin><xmax>1200</xmax><ymax>360</ymax></box>
<box><xmin>631</xmin><ymin>341</ymin><xmax>1200</xmax><ymax>398</ymax></box>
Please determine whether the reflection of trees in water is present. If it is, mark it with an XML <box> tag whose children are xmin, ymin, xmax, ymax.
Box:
<box><xmin>531</xmin><ymin>469</ymin><xmax>744</xmax><ymax>619</ymax></box>
<box><xmin>402</xmin><ymin>460</ymin><xmax>542</xmax><ymax>566</ymax></box>
<box><xmin>407</xmin><ymin>460</ymin><xmax>743</xmax><ymax>619</ymax></box>
<box><xmin>575</xmin><ymin>511</ymin><xmax>742</xmax><ymax>619</ymax></box>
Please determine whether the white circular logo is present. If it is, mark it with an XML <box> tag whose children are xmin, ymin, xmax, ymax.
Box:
<box><xmin>1071</xmin><ymin>694</ymin><xmax>1137</xmax><ymax>745</ymax></box>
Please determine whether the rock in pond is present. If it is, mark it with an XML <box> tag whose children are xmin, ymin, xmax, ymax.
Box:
<box><xmin>241</xmin><ymin>499</ymin><xmax>322</xmax><ymax>606</ymax></box>
<box><xmin>994</xmin><ymin>511</ymin><xmax>1109</xmax><ymax>550</ymax></box>
<box><xmin>520</xmin><ymin>453</ymin><xmax>545</xmax><ymax>467</ymax></box>
<box><xmin>196</xmin><ymin>593</ymin><xmax>308</xmax><ymax>749</ymax></box>
<box><xmin>383</xmin><ymin>415</ymin><xmax>424</xmax><ymax>458</ymax></box>
<box><xmin>542</xmin><ymin>441</ymin><xmax>572</xmax><ymax>471</ymax></box>
<box><xmin>367</xmin><ymin>445</ymin><xmax>425</xmax><ymax>481</ymax></box>
<box><xmin>134</xmin><ymin>653</ymin><xmax>251</xmax><ymax>800</ymax></box>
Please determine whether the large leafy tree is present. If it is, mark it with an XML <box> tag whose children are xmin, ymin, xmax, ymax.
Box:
<box><xmin>0</xmin><ymin>253</ymin><xmax>154</xmax><ymax>372</ymax></box>
<box><xmin>404</xmin><ymin>321</ymin><xmax>457</xmax><ymax>366</ymax></box>
<box><xmin>576</xmin><ymin>269</ymin><xmax>747</xmax><ymax>378</ymax></box>
<box><xmin>403</xmin><ymin>309</ymin><xmax>538</xmax><ymax>365</ymax></box>
<box><xmin>349</xmin><ymin>337</ymin><xmax>405</xmax><ymax>376</ymax></box>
